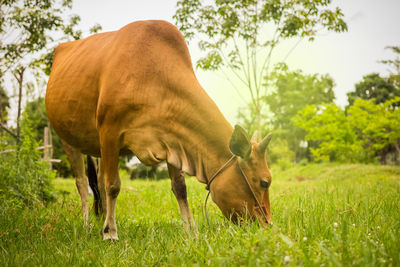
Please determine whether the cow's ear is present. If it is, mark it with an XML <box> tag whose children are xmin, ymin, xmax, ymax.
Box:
<box><xmin>229</xmin><ymin>125</ymin><xmax>251</xmax><ymax>158</ymax></box>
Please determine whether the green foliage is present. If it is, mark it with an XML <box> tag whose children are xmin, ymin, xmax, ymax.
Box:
<box><xmin>293</xmin><ymin>98</ymin><xmax>400</xmax><ymax>163</ymax></box>
<box><xmin>347</xmin><ymin>73</ymin><xmax>400</xmax><ymax>107</ymax></box>
<box><xmin>293</xmin><ymin>103</ymin><xmax>364</xmax><ymax>163</ymax></box>
<box><xmin>0</xmin><ymin>117</ymin><xmax>55</xmax><ymax>207</ymax></box>
<box><xmin>347</xmin><ymin>97</ymin><xmax>400</xmax><ymax>162</ymax></box>
<box><xmin>0</xmin><ymin>164</ymin><xmax>399</xmax><ymax>265</ymax></box>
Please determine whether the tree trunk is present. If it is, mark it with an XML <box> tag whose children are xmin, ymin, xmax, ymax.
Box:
<box><xmin>14</xmin><ymin>66</ymin><xmax>26</xmax><ymax>140</ymax></box>
<box><xmin>0</xmin><ymin>95</ymin><xmax>3</xmax><ymax>124</ymax></box>
<box><xmin>394</xmin><ymin>142</ymin><xmax>400</xmax><ymax>165</ymax></box>
<box><xmin>379</xmin><ymin>150</ymin><xmax>388</xmax><ymax>165</ymax></box>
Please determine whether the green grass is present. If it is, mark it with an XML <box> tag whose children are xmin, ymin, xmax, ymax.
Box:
<box><xmin>1</xmin><ymin>163</ymin><xmax>399</xmax><ymax>266</ymax></box>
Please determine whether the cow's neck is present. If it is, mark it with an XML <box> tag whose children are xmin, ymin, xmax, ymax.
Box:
<box><xmin>163</xmin><ymin>92</ymin><xmax>234</xmax><ymax>184</ymax></box>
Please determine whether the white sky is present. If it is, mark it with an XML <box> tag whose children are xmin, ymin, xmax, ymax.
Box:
<box><xmin>14</xmin><ymin>0</ymin><xmax>400</xmax><ymax>126</ymax></box>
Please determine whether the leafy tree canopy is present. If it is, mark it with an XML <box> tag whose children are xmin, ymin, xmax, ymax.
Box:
<box><xmin>347</xmin><ymin>97</ymin><xmax>400</xmax><ymax>163</ymax></box>
<box><xmin>347</xmin><ymin>73</ymin><xmax>400</xmax><ymax>107</ymax></box>
<box><xmin>293</xmin><ymin>103</ymin><xmax>366</xmax><ymax>163</ymax></box>
<box><xmin>294</xmin><ymin>97</ymin><xmax>400</xmax><ymax>164</ymax></box>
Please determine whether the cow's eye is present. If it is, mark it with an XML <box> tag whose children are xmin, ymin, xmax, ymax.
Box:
<box><xmin>260</xmin><ymin>180</ymin><xmax>269</xmax><ymax>188</ymax></box>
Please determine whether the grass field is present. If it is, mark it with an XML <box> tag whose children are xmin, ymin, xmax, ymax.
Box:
<box><xmin>1</xmin><ymin>163</ymin><xmax>399</xmax><ymax>266</ymax></box>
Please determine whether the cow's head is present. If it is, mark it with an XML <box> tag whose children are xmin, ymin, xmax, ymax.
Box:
<box><xmin>211</xmin><ymin>125</ymin><xmax>272</xmax><ymax>227</ymax></box>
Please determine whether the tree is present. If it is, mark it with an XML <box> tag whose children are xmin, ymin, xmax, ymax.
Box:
<box><xmin>347</xmin><ymin>97</ymin><xmax>400</xmax><ymax>164</ymax></box>
<box><xmin>347</xmin><ymin>73</ymin><xmax>400</xmax><ymax>108</ymax></box>
<box><xmin>264</xmin><ymin>66</ymin><xmax>335</xmax><ymax>161</ymax></box>
<box><xmin>174</xmin><ymin>0</ymin><xmax>347</xmax><ymax>132</ymax></box>
<box><xmin>292</xmin><ymin>103</ymin><xmax>365</xmax><ymax>163</ymax></box>
<box><xmin>293</xmin><ymin>98</ymin><xmax>400</xmax><ymax>165</ymax></box>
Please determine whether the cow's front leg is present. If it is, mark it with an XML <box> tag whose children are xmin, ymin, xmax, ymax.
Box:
<box><xmin>167</xmin><ymin>163</ymin><xmax>197</xmax><ymax>232</ymax></box>
<box><xmin>97</xmin><ymin>159</ymin><xmax>107</xmax><ymax>217</ymax></box>
<box><xmin>100</xmin><ymin>136</ymin><xmax>121</xmax><ymax>241</ymax></box>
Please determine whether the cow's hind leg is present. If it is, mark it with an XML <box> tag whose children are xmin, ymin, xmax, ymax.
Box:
<box><xmin>100</xmin><ymin>136</ymin><xmax>121</xmax><ymax>241</ymax></box>
<box><xmin>167</xmin><ymin>164</ymin><xmax>197</xmax><ymax>232</ymax></box>
<box><xmin>62</xmin><ymin>140</ymin><xmax>89</xmax><ymax>226</ymax></box>
<box><xmin>86</xmin><ymin>155</ymin><xmax>102</xmax><ymax>216</ymax></box>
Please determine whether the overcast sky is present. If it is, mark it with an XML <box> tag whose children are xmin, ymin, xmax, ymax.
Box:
<box><xmin>68</xmin><ymin>0</ymin><xmax>400</xmax><ymax>125</ymax></box>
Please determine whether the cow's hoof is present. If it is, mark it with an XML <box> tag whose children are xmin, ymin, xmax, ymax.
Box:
<box><xmin>103</xmin><ymin>232</ymin><xmax>119</xmax><ymax>241</ymax></box>
<box><xmin>103</xmin><ymin>225</ymin><xmax>119</xmax><ymax>241</ymax></box>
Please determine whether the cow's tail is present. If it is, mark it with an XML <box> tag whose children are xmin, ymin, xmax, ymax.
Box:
<box><xmin>87</xmin><ymin>155</ymin><xmax>101</xmax><ymax>216</ymax></box>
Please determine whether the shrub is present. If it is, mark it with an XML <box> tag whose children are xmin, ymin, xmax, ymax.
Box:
<box><xmin>130</xmin><ymin>163</ymin><xmax>169</xmax><ymax>180</ymax></box>
<box><xmin>0</xmin><ymin>118</ymin><xmax>56</xmax><ymax>207</ymax></box>
<box><xmin>268</xmin><ymin>138</ymin><xmax>295</xmax><ymax>170</ymax></box>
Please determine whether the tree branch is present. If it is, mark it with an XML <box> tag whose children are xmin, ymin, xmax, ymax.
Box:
<box><xmin>217</xmin><ymin>47</ymin><xmax>249</xmax><ymax>88</ymax></box>
<box><xmin>282</xmin><ymin>37</ymin><xmax>304</xmax><ymax>62</ymax></box>
<box><xmin>0</xmin><ymin>122</ymin><xmax>18</xmax><ymax>140</ymax></box>
<box><xmin>245</xmin><ymin>40</ymin><xmax>256</xmax><ymax>105</ymax></box>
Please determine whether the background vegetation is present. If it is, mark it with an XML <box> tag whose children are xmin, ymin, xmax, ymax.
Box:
<box><xmin>0</xmin><ymin>117</ymin><xmax>55</xmax><ymax>207</ymax></box>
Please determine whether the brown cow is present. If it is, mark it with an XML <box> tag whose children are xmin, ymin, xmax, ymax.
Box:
<box><xmin>46</xmin><ymin>20</ymin><xmax>272</xmax><ymax>240</ymax></box>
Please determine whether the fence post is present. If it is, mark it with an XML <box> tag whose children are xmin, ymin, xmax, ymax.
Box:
<box><xmin>43</xmin><ymin>126</ymin><xmax>52</xmax><ymax>168</ymax></box>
